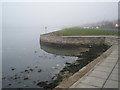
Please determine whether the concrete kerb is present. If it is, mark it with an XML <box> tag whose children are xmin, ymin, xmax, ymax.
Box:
<box><xmin>54</xmin><ymin>45</ymin><xmax>117</xmax><ymax>89</ymax></box>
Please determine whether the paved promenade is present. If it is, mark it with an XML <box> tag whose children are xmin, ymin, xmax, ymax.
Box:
<box><xmin>71</xmin><ymin>45</ymin><xmax>118</xmax><ymax>88</ymax></box>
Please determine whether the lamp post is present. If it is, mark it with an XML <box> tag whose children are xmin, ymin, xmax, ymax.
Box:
<box><xmin>45</xmin><ymin>26</ymin><xmax>47</xmax><ymax>33</ymax></box>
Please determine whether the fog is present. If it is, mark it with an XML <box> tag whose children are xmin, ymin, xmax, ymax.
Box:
<box><xmin>0</xmin><ymin>2</ymin><xmax>2</xmax><ymax>90</ymax></box>
<box><xmin>3</xmin><ymin>2</ymin><xmax>118</xmax><ymax>28</ymax></box>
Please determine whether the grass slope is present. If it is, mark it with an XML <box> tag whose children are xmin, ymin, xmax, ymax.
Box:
<box><xmin>51</xmin><ymin>28</ymin><xmax>118</xmax><ymax>36</ymax></box>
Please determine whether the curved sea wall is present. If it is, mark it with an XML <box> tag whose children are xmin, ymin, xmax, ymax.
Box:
<box><xmin>40</xmin><ymin>35</ymin><xmax>118</xmax><ymax>46</ymax></box>
<box><xmin>40</xmin><ymin>34</ymin><xmax>118</xmax><ymax>89</ymax></box>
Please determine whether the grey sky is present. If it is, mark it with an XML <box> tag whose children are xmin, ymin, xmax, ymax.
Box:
<box><xmin>3</xmin><ymin>2</ymin><xmax>118</xmax><ymax>28</ymax></box>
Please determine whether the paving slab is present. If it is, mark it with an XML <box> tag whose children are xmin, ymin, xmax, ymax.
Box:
<box><xmin>88</xmin><ymin>70</ymin><xmax>110</xmax><ymax>79</ymax></box>
<box><xmin>115</xmin><ymin>64</ymin><xmax>118</xmax><ymax>68</ymax></box>
<box><xmin>103</xmin><ymin>80</ymin><xmax>118</xmax><ymax>88</ymax></box>
<box><xmin>108</xmin><ymin>73</ymin><xmax>118</xmax><ymax>81</ymax></box>
<box><xmin>99</xmin><ymin>62</ymin><xmax>115</xmax><ymax>67</ymax></box>
<box><xmin>80</xmin><ymin>76</ymin><xmax>106</xmax><ymax>87</ymax></box>
<box><xmin>93</xmin><ymin>66</ymin><xmax>113</xmax><ymax>73</ymax></box>
<box><xmin>104</xmin><ymin>59</ymin><xmax>118</xmax><ymax>63</ymax></box>
<box><xmin>102</xmin><ymin>88</ymin><xmax>119</xmax><ymax>90</ymax></box>
<box><xmin>73</xmin><ymin>83</ymin><xmax>98</xmax><ymax>88</ymax></box>
<box><xmin>112</xmin><ymin>67</ymin><xmax>118</xmax><ymax>74</ymax></box>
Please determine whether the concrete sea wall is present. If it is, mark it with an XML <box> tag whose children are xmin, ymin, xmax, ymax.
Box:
<box><xmin>40</xmin><ymin>35</ymin><xmax>118</xmax><ymax>46</ymax></box>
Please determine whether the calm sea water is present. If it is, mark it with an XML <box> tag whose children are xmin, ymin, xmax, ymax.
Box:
<box><xmin>2</xmin><ymin>27</ymin><xmax>77</xmax><ymax>88</ymax></box>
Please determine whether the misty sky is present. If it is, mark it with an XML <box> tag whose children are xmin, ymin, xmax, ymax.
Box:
<box><xmin>3</xmin><ymin>2</ymin><xmax>118</xmax><ymax>28</ymax></box>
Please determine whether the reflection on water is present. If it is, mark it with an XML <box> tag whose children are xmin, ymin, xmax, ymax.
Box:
<box><xmin>40</xmin><ymin>41</ymin><xmax>90</xmax><ymax>57</ymax></box>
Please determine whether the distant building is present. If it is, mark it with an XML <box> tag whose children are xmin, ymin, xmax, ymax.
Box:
<box><xmin>115</xmin><ymin>24</ymin><xmax>119</xmax><ymax>27</ymax></box>
<box><xmin>83</xmin><ymin>27</ymin><xmax>89</xmax><ymax>29</ymax></box>
<box><xmin>96</xmin><ymin>26</ymin><xmax>99</xmax><ymax>29</ymax></box>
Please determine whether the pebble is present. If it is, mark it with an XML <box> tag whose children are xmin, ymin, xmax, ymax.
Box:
<box><xmin>27</xmin><ymin>66</ymin><xmax>30</xmax><ymax>68</ymax></box>
<box><xmin>53</xmin><ymin>55</ymin><xmax>57</xmax><ymax>57</ymax></box>
<box><xmin>11</xmin><ymin>67</ymin><xmax>16</xmax><ymax>71</ymax></box>
<box><xmin>14</xmin><ymin>74</ymin><xmax>17</xmax><ymax>77</ymax></box>
<box><xmin>35</xmin><ymin>66</ymin><xmax>38</xmax><ymax>68</ymax></box>
<box><xmin>18</xmin><ymin>81</ymin><xmax>21</xmax><ymax>84</ymax></box>
<box><xmin>20</xmin><ymin>71</ymin><xmax>24</xmax><ymax>73</ymax></box>
<box><xmin>33</xmin><ymin>81</ymin><xmax>37</xmax><ymax>83</ymax></box>
<box><xmin>51</xmin><ymin>76</ymin><xmax>57</xmax><ymax>81</ymax></box>
<box><xmin>89</xmin><ymin>45</ymin><xmax>92</xmax><ymax>48</ymax></box>
<box><xmin>24</xmin><ymin>70</ymin><xmax>29</xmax><ymax>73</ymax></box>
<box><xmin>8</xmin><ymin>84</ymin><xmax>12</xmax><ymax>86</ymax></box>
<box><xmin>34</xmin><ymin>51</ymin><xmax>38</xmax><ymax>53</ymax></box>
<box><xmin>24</xmin><ymin>85</ymin><xmax>28</xmax><ymax>87</ymax></box>
<box><xmin>38</xmin><ymin>69</ymin><xmax>42</xmax><ymax>72</ymax></box>
<box><xmin>65</xmin><ymin>62</ymin><xmax>71</xmax><ymax>65</ymax></box>
<box><xmin>56</xmin><ymin>64</ymin><xmax>60</xmax><ymax>67</ymax></box>
<box><xmin>23</xmin><ymin>77</ymin><xmax>29</xmax><ymax>80</ymax></box>
<box><xmin>29</xmin><ymin>68</ymin><xmax>33</xmax><ymax>72</ymax></box>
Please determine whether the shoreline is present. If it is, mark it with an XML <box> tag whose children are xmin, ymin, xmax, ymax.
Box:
<box><xmin>55</xmin><ymin>45</ymin><xmax>116</xmax><ymax>88</ymax></box>
<box><xmin>39</xmin><ymin>43</ymin><xmax>111</xmax><ymax>89</ymax></box>
<box><xmin>39</xmin><ymin>29</ymin><xmax>118</xmax><ymax>89</ymax></box>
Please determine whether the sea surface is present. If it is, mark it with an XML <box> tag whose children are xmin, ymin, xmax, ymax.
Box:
<box><xmin>2</xmin><ymin>27</ymin><xmax>78</xmax><ymax>88</ymax></box>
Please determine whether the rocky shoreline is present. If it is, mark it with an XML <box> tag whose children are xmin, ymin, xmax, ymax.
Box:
<box><xmin>36</xmin><ymin>44</ymin><xmax>110</xmax><ymax>89</ymax></box>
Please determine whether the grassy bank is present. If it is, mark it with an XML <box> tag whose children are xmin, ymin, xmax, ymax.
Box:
<box><xmin>50</xmin><ymin>28</ymin><xmax>118</xmax><ymax>36</ymax></box>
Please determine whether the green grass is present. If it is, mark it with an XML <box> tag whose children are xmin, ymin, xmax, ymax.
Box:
<box><xmin>50</xmin><ymin>28</ymin><xmax>118</xmax><ymax>36</ymax></box>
